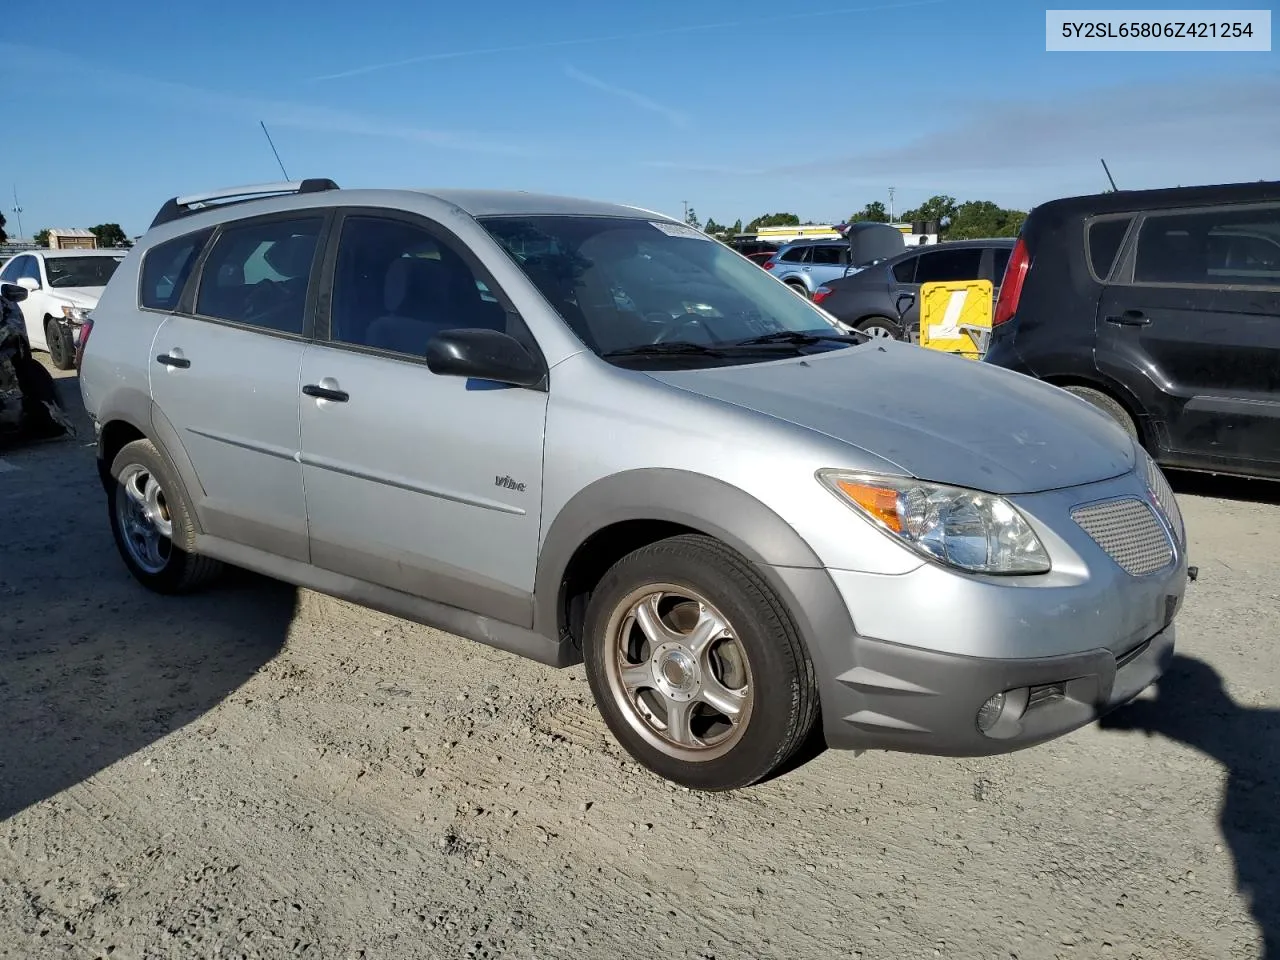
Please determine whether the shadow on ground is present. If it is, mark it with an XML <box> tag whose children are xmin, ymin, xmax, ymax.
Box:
<box><xmin>0</xmin><ymin>373</ymin><xmax>297</xmax><ymax>821</ymax></box>
<box><xmin>1100</xmin><ymin>653</ymin><xmax>1280</xmax><ymax>958</ymax></box>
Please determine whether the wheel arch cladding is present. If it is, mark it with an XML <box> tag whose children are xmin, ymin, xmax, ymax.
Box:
<box><xmin>97</xmin><ymin>418</ymin><xmax>147</xmax><ymax>489</ymax></box>
<box><xmin>534</xmin><ymin>468</ymin><xmax>828</xmax><ymax>647</ymax></box>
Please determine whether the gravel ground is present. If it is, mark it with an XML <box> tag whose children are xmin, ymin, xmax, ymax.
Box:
<box><xmin>1</xmin><ymin>363</ymin><xmax>1277</xmax><ymax>960</ymax></box>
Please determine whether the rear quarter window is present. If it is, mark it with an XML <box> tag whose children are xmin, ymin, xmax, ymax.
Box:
<box><xmin>140</xmin><ymin>228</ymin><xmax>215</xmax><ymax>311</ymax></box>
<box><xmin>1086</xmin><ymin>216</ymin><xmax>1134</xmax><ymax>282</ymax></box>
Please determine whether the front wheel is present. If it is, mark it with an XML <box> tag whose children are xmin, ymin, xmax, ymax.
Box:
<box><xmin>107</xmin><ymin>438</ymin><xmax>223</xmax><ymax>593</ymax></box>
<box><xmin>44</xmin><ymin>318</ymin><xmax>75</xmax><ymax>371</ymax></box>
<box><xmin>582</xmin><ymin>534</ymin><xmax>819</xmax><ymax>791</ymax></box>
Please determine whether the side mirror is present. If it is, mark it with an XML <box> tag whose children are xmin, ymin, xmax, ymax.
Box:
<box><xmin>425</xmin><ymin>328</ymin><xmax>545</xmax><ymax>389</ymax></box>
<box><xmin>1</xmin><ymin>282</ymin><xmax>28</xmax><ymax>303</ymax></box>
<box><xmin>16</xmin><ymin>276</ymin><xmax>40</xmax><ymax>292</ymax></box>
<box><xmin>895</xmin><ymin>292</ymin><xmax>916</xmax><ymax>320</ymax></box>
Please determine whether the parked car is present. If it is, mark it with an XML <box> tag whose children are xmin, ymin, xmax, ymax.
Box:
<box><xmin>763</xmin><ymin>224</ymin><xmax>906</xmax><ymax>299</ymax></box>
<box><xmin>984</xmin><ymin>179</ymin><xmax>1280</xmax><ymax>481</ymax></box>
<box><xmin>0</xmin><ymin>248</ymin><xmax>126</xmax><ymax>369</ymax></box>
<box><xmin>813</xmin><ymin>238</ymin><xmax>1015</xmax><ymax>340</ymax></box>
<box><xmin>80</xmin><ymin>179</ymin><xmax>1188</xmax><ymax>791</ymax></box>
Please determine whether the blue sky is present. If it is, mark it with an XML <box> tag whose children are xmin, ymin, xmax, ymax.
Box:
<box><xmin>2</xmin><ymin>0</ymin><xmax>1276</xmax><ymax>239</ymax></box>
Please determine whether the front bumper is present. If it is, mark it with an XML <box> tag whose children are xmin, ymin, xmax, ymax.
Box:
<box><xmin>763</xmin><ymin>466</ymin><xmax>1187</xmax><ymax>757</ymax></box>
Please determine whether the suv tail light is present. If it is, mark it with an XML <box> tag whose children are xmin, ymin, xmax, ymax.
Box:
<box><xmin>993</xmin><ymin>236</ymin><xmax>1029</xmax><ymax>326</ymax></box>
<box><xmin>74</xmin><ymin>316</ymin><xmax>94</xmax><ymax>370</ymax></box>
<box><xmin>813</xmin><ymin>285</ymin><xmax>832</xmax><ymax>304</ymax></box>
<box><xmin>763</xmin><ymin>260</ymin><xmax>776</xmax><ymax>270</ymax></box>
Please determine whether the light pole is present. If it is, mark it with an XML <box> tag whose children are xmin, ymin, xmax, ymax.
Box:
<box><xmin>11</xmin><ymin>186</ymin><xmax>24</xmax><ymax>241</ymax></box>
<box><xmin>888</xmin><ymin>186</ymin><xmax>895</xmax><ymax>223</ymax></box>
<box><xmin>682</xmin><ymin>200</ymin><xmax>689</xmax><ymax>223</ymax></box>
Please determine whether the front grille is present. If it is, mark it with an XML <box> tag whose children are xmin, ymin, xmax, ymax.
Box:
<box><xmin>1071</xmin><ymin>497</ymin><xmax>1174</xmax><ymax>576</ymax></box>
<box><xmin>1142</xmin><ymin>454</ymin><xmax>1185</xmax><ymax>545</ymax></box>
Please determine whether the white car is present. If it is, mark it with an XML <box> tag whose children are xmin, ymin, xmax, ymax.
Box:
<box><xmin>0</xmin><ymin>249</ymin><xmax>126</xmax><ymax>369</ymax></box>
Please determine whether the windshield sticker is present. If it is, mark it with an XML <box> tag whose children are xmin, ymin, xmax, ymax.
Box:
<box><xmin>649</xmin><ymin>221</ymin><xmax>713</xmax><ymax>241</ymax></box>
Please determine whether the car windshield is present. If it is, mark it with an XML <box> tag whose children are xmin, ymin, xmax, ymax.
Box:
<box><xmin>479</xmin><ymin>215</ymin><xmax>862</xmax><ymax>366</ymax></box>
<box><xmin>45</xmin><ymin>256</ymin><xmax>123</xmax><ymax>289</ymax></box>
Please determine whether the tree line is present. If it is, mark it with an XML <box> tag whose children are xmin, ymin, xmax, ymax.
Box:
<box><xmin>689</xmin><ymin>196</ymin><xmax>1027</xmax><ymax>242</ymax></box>
<box><xmin>31</xmin><ymin>224</ymin><xmax>132</xmax><ymax>248</ymax></box>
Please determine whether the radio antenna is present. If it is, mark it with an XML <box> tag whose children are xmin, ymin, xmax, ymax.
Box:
<box><xmin>1100</xmin><ymin>158</ymin><xmax>1118</xmax><ymax>192</ymax></box>
<box><xmin>260</xmin><ymin>121</ymin><xmax>290</xmax><ymax>180</ymax></box>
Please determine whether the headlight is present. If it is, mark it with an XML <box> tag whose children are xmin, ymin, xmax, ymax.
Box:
<box><xmin>60</xmin><ymin>305</ymin><xmax>91</xmax><ymax>323</ymax></box>
<box><xmin>816</xmin><ymin>469</ymin><xmax>1051</xmax><ymax>575</ymax></box>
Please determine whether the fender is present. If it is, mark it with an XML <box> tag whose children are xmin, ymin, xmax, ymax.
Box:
<box><xmin>532</xmin><ymin>468</ymin><xmax>826</xmax><ymax>641</ymax></box>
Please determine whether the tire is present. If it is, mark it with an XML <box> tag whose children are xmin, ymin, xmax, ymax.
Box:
<box><xmin>44</xmin><ymin>318</ymin><xmax>74</xmax><ymax>371</ymax></box>
<box><xmin>1061</xmin><ymin>385</ymin><xmax>1139</xmax><ymax>441</ymax></box>
<box><xmin>107</xmin><ymin>438</ymin><xmax>223</xmax><ymax>594</ymax></box>
<box><xmin>582</xmin><ymin>534</ymin><xmax>819</xmax><ymax>791</ymax></box>
<box><xmin>856</xmin><ymin>315</ymin><xmax>905</xmax><ymax>341</ymax></box>
<box><xmin>786</xmin><ymin>281</ymin><xmax>810</xmax><ymax>299</ymax></box>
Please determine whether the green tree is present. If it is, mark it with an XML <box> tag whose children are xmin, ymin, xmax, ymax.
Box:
<box><xmin>946</xmin><ymin>201</ymin><xmax>1027</xmax><ymax>240</ymax></box>
<box><xmin>90</xmin><ymin>223</ymin><xmax>131</xmax><ymax>248</ymax></box>
<box><xmin>703</xmin><ymin>217</ymin><xmax>725</xmax><ymax>236</ymax></box>
<box><xmin>0</xmin><ymin>211</ymin><xmax>7</xmax><ymax>244</ymax></box>
<box><xmin>746</xmin><ymin>212</ymin><xmax>800</xmax><ymax>231</ymax></box>
<box><xmin>731</xmin><ymin>219</ymin><xmax>743</xmax><ymax>235</ymax></box>
<box><xmin>900</xmin><ymin>195</ymin><xmax>958</xmax><ymax>225</ymax></box>
<box><xmin>33</xmin><ymin>228</ymin><xmax>50</xmax><ymax>246</ymax></box>
<box><xmin>684</xmin><ymin>206</ymin><xmax>701</xmax><ymax>230</ymax></box>
<box><xmin>849</xmin><ymin>201</ymin><xmax>890</xmax><ymax>223</ymax></box>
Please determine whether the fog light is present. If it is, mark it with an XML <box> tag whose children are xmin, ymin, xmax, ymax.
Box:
<box><xmin>976</xmin><ymin>692</ymin><xmax>1006</xmax><ymax>733</ymax></box>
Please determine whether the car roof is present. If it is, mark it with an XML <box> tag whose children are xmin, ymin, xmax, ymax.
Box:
<box><xmin>1032</xmin><ymin>179</ymin><xmax>1280</xmax><ymax>220</ymax></box>
<box><xmin>414</xmin><ymin>188</ymin><xmax>667</xmax><ymax>220</ymax></box>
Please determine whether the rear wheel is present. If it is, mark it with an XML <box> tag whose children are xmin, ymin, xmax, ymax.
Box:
<box><xmin>582</xmin><ymin>534</ymin><xmax>819</xmax><ymax>791</ymax></box>
<box><xmin>44</xmin><ymin>318</ymin><xmax>74</xmax><ymax>371</ymax></box>
<box><xmin>1062</xmin><ymin>385</ymin><xmax>1139</xmax><ymax>441</ymax></box>
<box><xmin>107</xmin><ymin>438</ymin><xmax>223</xmax><ymax>593</ymax></box>
<box><xmin>856</xmin><ymin>315</ymin><xmax>905</xmax><ymax>341</ymax></box>
<box><xmin>786</xmin><ymin>281</ymin><xmax>810</xmax><ymax>299</ymax></box>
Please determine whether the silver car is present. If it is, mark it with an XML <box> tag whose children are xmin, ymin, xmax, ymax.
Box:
<box><xmin>78</xmin><ymin>180</ymin><xmax>1189</xmax><ymax>792</ymax></box>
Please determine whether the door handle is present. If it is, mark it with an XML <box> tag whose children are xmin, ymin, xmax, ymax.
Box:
<box><xmin>1104</xmin><ymin>310</ymin><xmax>1150</xmax><ymax>327</ymax></box>
<box><xmin>155</xmin><ymin>353</ymin><xmax>190</xmax><ymax>368</ymax></box>
<box><xmin>302</xmin><ymin>383</ymin><xmax>349</xmax><ymax>403</ymax></box>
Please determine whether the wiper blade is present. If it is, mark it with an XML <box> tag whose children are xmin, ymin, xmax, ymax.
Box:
<box><xmin>733</xmin><ymin>329</ymin><xmax>864</xmax><ymax>346</ymax></box>
<box><xmin>600</xmin><ymin>341</ymin><xmax>727</xmax><ymax>358</ymax></box>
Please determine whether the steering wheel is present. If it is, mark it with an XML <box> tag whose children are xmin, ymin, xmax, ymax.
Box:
<box><xmin>243</xmin><ymin>279</ymin><xmax>289</xmax><ymax>324</ymax></box>
<box><xmin>650</xmin><ymin>312</ymin><xmax>734</xmax><ymax>345</ymax></box>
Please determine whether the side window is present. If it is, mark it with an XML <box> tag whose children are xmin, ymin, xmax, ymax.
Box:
<box><xmin>328</xmin><ymin>215</ymin><xmax>508</xmax><ymax>357</ymax></box>
<box><xmin>1087</xmin><ymin>216</ymin><xmax>1133</xmax><ymax>281</ymax></box>
<box><xmin>0</xmin><ymin>257</ymin><xmax>22</xmax><ymax>283</ymax></box>
<box><xmin>914</xmin><ymin>248</ymin><xmax>983</xmax><ymax>285</ymax></box>
<box><xmin>194</xmin><ymin>216</ymin><xmax>323</xmax><ymax>334</ymax></box>
<box><xmin>809</xmin><ymin>245</ymin><xmax>844</xmax><ymax>265</ymax></box>
<box><xmin>780</xmin><ymin>245</ymin><xmax>809</xmax><ymax>263</ymax></box>
<box><xmin>1134</xmin><ymin>204</ymin><xmax>1280</xmax><ymax>287</ymax></box>
<box><xmin>992</xmin><ymin>247</ymin><xmax>1011</xmax><ymax>283</ymax></box>
<box><xmin>140</xmin><ymin>228</ymin><xmax>214</xmax><ymax>311</ymax></box>
<box><xmin>892</xmin><ymin>256</ymin><xmax>918</xmax><ymax>284</ymax></box>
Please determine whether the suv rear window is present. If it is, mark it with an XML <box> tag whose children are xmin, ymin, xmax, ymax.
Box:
<box><xmin>809</xmin><ymin>245</ymin><xmax>846</xmax><ymax>265</ymax></box>
<box><xmin>1086</xmin><ymin>216</ymin><xmax>1133</xmax><ymax>281</ymax></box>
<box><xmin>140</xmin><ymin>228</ymin><xmax>213</xmax><ymax>311</ymax></box>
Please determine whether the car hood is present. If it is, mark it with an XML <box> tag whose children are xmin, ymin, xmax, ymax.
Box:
<box><xmin>647</xmin><ymin>341</ymin><xmax>1135</xmax><ymax>495</ymax></box>
<box><xmin>45</xmin><ymin>287</ymin><xmax>102</xmax><ymax>307</ymax></box>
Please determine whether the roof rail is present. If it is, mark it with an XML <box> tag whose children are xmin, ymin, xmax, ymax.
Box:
<box><xmin>149</xmin><ymin>178</ymin><xmax>340</xmax><ymax>229</ymax></box>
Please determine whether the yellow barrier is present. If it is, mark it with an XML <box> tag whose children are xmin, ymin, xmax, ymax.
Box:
<box><xmin>918</xmin><ymin>279</ymin><xmax>993</xmax><ymax>360</ymax></box>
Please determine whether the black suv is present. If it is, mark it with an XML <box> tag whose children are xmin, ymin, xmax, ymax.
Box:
<box><xmin>984</xmin><ymin>180</ymin><xmax>1280</xmax><ymax>481</ymax></box>
<box><xmin>813</xmin><ymin>238</ymin><xmax>1014</xmax><ymax>340</ymax></box>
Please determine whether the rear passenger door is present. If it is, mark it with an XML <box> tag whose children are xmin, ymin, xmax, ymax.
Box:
<box><xmin>149</xmin><ymin>211</ymin><xmax>329</xmax><ymax>562</ymax></box>
<box><xmin>296</xmin><ymin>209</ymin><xmax>549</xmax><ymax>627</ymax></box>
<box><xmin>807</xmin><ymin>244</ymin><xmax>849</xmax><ymax>287</ymax></box>
<box><xmin>1096</xmin><ymin>201</ymin><xmax>1280</xmax><ymax>471</ymax></box>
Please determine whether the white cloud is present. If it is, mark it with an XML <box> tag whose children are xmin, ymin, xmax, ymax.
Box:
<box><xmin>564</xmin><ymin>66</ymin><xmax>692</xmax><ymax>129</ymax></box>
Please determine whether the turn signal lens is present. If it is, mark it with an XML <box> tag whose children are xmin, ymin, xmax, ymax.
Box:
<box><xmin>835</xmin><ymin>480</ymin><xmax>904</xmax><ymax>533</ymax></box>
